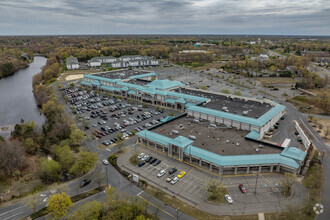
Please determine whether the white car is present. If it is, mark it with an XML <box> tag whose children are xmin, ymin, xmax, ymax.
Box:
<box><xmin>224</xmin><ymin>194</ymin><xmax>233</xmax><ymax>204</ymax></box>
<box><xmin>102</xmin><ymin>159</ymin><xmax>109</xmax><ymax>165</ymax></box>
<box><xmin>171</xmin><ymin>177</ymin><xmax>179</xmax><ymax>185</ymax></box>
<box><xmin>141</xmin><ymin>155</ymin><xmax>149</xmax><ymax>161</ymax></box>
<box><xmin>157</xmin><ymin>170</ymin><xmax>166</xmax><ymax>177</ymax></box>
<box><xmin>138</xmin><ymin>153</ymin><xmax>145</xmax><ymax>160</ymax></box>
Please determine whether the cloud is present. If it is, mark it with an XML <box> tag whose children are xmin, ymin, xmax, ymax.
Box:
<box><xmin>0</xmin><ymin>0</ymin><xmax>329</xmax><ymax>35</ymax></box>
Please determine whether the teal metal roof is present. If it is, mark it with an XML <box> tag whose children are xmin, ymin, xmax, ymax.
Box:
<box><xmin>166</xmin><ymin>91</ymin><xmax>209</xmax><ymax>103</ymax></box>
<box><xmin>80</xmin><ymin>81</ymin><xmax>92</xmax><ymax>86</ymax></box>
<box><xmin>137</xmin><ymin>130</ymin><xmax>172</xmax><ymax>146</ymax></box>
<box><xmin>187</xmin><ymin>105</ymin><xmax>261</xmax><ymax>126</ymax></box>
<box><xmin>116</xmin><ymin>81</ymin><xmax>145</xmax><ymax>91</ymax></box>
<box><xmin>185</xmin><ymin>102</ymin><xmax>196</xmax><ymax>107</ymax></box>
<box><xmin>258</xmin><ymin>104</ymin><xmax>285</xmax><ymax>126</ymax></box>
<box><xmin>128</xmin><ymin>90</ymin><xmax>136</xmax><ymax>95</ymax></box>
<box><xmin>92</xmin><ymin>80</ymin><xmax>101</xmax><ymax>86</ymax></box>
<box><xmin>245</xmin><ymin>130</ymin><xmax>260</xmax><ymax>140</ymax></box>
<box><xmin>175</xmin><ymin>98</ymin><xmax>187</xmax><ymax>104</ymax></box>
<box><xmin>280</xmin><ymin>147</ymin><xmax>306</xmax><ymax>161</ymax></box>
<box><xmin>100</xmin><ymin>85</ymin><xmax>121</xmax><ymax>91</ymax></box>
<box><xmin>147</xmin><ymin>79</ymin><xmax>185</xmax><ymax>90</ymax></box>
<box><xmin>160</xmin><ymin>116</ymin><xmax>174</xmax><ymax>122</ymax></box>
<box><xmin>129</xmin><ymin>72</ymin><xmax>156</xmax><ymax>79</ymax></box>
<box><xmin>164</xmin><ymin>98</ymin><xmax>176</xmax><ymax>104</ymax></box>
<box><xmin>142</xmin><ymin>87</ymin><xmax>157</xmax><ymax>94</ymax></box>
<box><xmin>121</xmin><ymin>87</ymin><xmax>129</xmax><ymax>91</ymax></box>
<box><xmin>85</xmin><ymin>74</ymin><xmax>120</xmax><ymax>83</ymax></box>
<box><xmin>169</xmin><ymin>136</ymin><xmax>194</xmax><ymax>149</ymax></box>
<box><xmin>187</xmin><ymin>104</ymin><xmax>285</xmax><ymax>127</ymax></box>
<box><xmin>184</xmin><ymin>145</ymin><xmax>300</xmax><ymax>168</ymax></box>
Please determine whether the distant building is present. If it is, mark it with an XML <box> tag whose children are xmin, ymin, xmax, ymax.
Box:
<box><xmin>88</xmin><ymin>57</ymin><xmax>102</xmax><ymax>67</ymax></box>
<box><xmin>259</xmin><ymin>54</ymin><xmax>269</xmax><ymax>61</ymax></box>
<box><xmin>66</xmin><ymin>56</ymin><xmax>79</xmax><ymax>70</ymax></box>
<box><xmin>179</xmin><ymin>50</ymin><xmax>207</xmax><ymax>54</ymax></box>
<box><xmin>88</xmin><ymin>55</ymin><xmax>159</xmax><ymax>68</ymax></box>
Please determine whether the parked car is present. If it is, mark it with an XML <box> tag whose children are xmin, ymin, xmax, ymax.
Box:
<box><xmin>149</xmin><ymin>158</ymin><xmax>157</xmax><ymax>164</ymax></box>
<box><xmin>153</xmin><ymin>159</ymin><xmax>161</xmax><ymax>166</ymax></box>
<box><xmin>239</xmin><ymin>184</ymin><xmax>247</xmax><ymax>194</ymax></box>
<box><xmin>157</xmin><ymin>170</ymin><xmax>166</xmax><ymax>177</ymax></box>
<box><xmin>171</xmin><ymin>177</ymin><xmax>179</xmax><ymax>185</ymax></box>
<box><xmin>166</xmin><ymin>174</ymin><xmax>175</xmax><ymax>182</ymax></box>
<box><xmin>177</xmin><ymin>171</ymin><xmax>186</xmax><ymax>178</ymax></box>
<box><xmin>224</xmin><ymin>194</ymin><xmax>233</xmax><ymax>204</ymax></box>
<box><xmin>102</xmin><ymin>159</ymin><xmax>109</xmax><ymax>165</ymax></box>
<box><xmin>145</xmin><ymin>156</ymin><xmax>153</xmax><ymax>163</ymax></box>
<box><xmin>138</xmin><ymin>153</ymin><xmax>145</xmax><ymax>159</ymax></box>
<box><xmin>138</xmin><ymin>161</ymin><xmax>146</xmax><ymax>167</ymax></box>
<box><xmin>80</xmin><ymin>179</ymin><xmax>91</xmax><ymax>188</ymax></box>
<box><xmin>168</xmin><ymin>168</ymin><xmax>177</xmax><ymax>174</ymax></box>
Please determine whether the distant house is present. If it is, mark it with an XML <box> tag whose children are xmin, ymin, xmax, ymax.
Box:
<box><xmin>93</xmin><ymin>56</ymin><xmax>117</xmax><ymax>63</ymax></box>
<box><xmin>179</xmin><ymin>50</ymin><xmax>207</xmax><ymax>54</ymax></box>
<box><xmin>259</xmin><ymin>54</ymin><xmax>269</xmax><ymax>61</ymax></box>
<box><xmin>88</xmin><ymin>57</ymin><xmax>102</xmax><ymax>67</ymax></box>
<box><xmin>119</xmin><ymin>55</ymin><xmax>145</xmax><ymax>62</ymax></box>
<box><xmin>111</xmin><ymin>61</ymin><xmax>129</xmax><ymax>68</ymax></box>
<box><xmin>66</xmin><ymin>56</ymin><xmax>79</xmax><ymax>70</ymax></box>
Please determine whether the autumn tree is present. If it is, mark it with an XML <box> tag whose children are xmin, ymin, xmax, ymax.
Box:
<box><xmin>67</xmin><ymin>200</ymin><xmax>101</xmax><ymax>220</ymax></box>
<box><xmin>69</xmin><ymin>128</ymin><xmax>86</xmax><ymax>148</ymax></box>
<box><xmin>40</xmin><ymin>158</ymin><xmax>61</xmax><ymax>182</ymax></box>
<box><xmin>70</xmin><ymin>151</ymin><xmax>98</xmax><ymax>175</ymax></box>
<box><xmin>0</xmin><ymin>140</ymin><xmax>26</xmax><ymax>176</ymax></box>
<box><xmin>47</xmin><ymin>192</ymin><xmax>73</xmax><ymax>219</ymax></box>
<box><xmin>54</xmin><ymin>145</ymin><xmax>74</xmax><ymax>172</ymax></box>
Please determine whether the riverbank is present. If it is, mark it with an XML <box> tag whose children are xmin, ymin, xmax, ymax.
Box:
<box><xmin>0</xmin><ymin>58</ymin><xmax>33</xmax><ymax>80</ymax></box>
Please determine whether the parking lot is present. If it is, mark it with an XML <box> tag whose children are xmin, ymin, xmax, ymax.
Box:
<box><xmin>60</xmin><ymin>86</ymin><xmax>179</xmax><ymax>147</ymax></box>
<box><xmin>119</xmin><ymin>144</ymin><xmax>212</xmax><ymax>206</ymax></box>
<box><xmin>117</xmin><ymin>144</ymin><xmax>297</xmax><ymax>215</ymax></box>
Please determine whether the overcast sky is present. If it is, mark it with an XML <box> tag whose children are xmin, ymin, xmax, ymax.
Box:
<box><xmin>0</xmin><ymin>0</ymin><xmax>329</xmax><ymax>35</ymax></box>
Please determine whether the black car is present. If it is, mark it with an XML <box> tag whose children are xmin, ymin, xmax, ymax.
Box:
<box><xmin>169</xmin><ymin>168</ymin><xmax>177</xmax><ymax>174</ymax></box>
<box><xmin>138</xmin><ymin>161</ymin><xmax>146</xmax><ymax>167</ymax></box>
<box><xmin>149</xmin><ymin>158</ymin><xmax>157</xmax><ymax>164</ymax></box>
<box><xmin>80</xmin><ymin>179</ymin><xmax>91</xmax><ymax>188</ymax></box>
<box><xmin>153</xmin><ymin>159</ymin><xmax>161</xmax><ymax>166</ymax></box>
<box><xmin>145</xmin><ymin>156</ymin><xmax>153</xmax><ymax>163</ymax></box>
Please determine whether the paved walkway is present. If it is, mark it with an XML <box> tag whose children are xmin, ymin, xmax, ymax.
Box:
<box><xmin>117</xmin><ymin>144</ymin><xmax>309</xmax><ymax>216</ymax></box>
<box><xmin>258</xmin><ymin>213</ymin><xmax>265</xmax><ymax>220</ymax></box>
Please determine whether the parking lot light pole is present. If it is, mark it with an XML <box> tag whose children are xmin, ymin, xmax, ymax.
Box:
<box><xmin>176</xmin><ymin>207</ymin><xmax>180</xmax><ymax>220</ymax></box>
<box><xmin>106</xmin><ymin>166</ymin><xmax>109</xmax><ymax>186</ymax></box>
<box><xmin>254</xmin><ymin>173</ymin><xmax>259</xmax><ymax>195</ymax></box>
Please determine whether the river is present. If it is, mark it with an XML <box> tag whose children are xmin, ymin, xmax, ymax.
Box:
<box><xmin>0</xmin><ymin>56</ymin><xmax>47</xmax><ymax>135</ymax></box>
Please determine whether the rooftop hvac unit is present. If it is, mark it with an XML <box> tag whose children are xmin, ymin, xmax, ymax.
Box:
<box><xmin>188</xmin><ymin>135</ymin><xmax>196</xmax><ymax>140</ymax></box>
<box><xmin>236</xmin><ymin>143</ymin><xmax>240</xmax><ymax>146</ymax></box>
<box><xmin>210</xmin><ymin>123</ymin><xmax>216</xmax><ymax>128</ymax></box>
<box><xmin>242</xmin><ymin>111</ymin><xmax>249</xmax><ymax>116</ymax></box>
<box><xmin>222</xmin><ymin>106</ymin><xmax>228</xmax><ymax>110</ymax></box>
<box><xmin>178</xmin><ymin>124</ymin><xmax>184</xmax><ymax>129</ymax></box>
<box><xmin>226</xmin><ymin>140</ymin><xmax>230</xmax><ymax>143</ymax></box>
<box><xmin>255</xmin><ymin>148</ymin><xmax>259</xmax><ymax>152</ymax></box>
<box><xmin>193</xmin><ymin>119</ymin><xmax>200</xmax><ymax>123</ymax></box>
<box><xmin>172</xmin><ymin>130</ymin><xmax>179</xmax><ymax>135</ymax></box>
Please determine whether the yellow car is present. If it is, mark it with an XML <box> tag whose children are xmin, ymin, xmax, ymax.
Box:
<box><xmin>177</xmin><ymin>171</ymin><xmax>186</xmax><ymax>178</ymax></box>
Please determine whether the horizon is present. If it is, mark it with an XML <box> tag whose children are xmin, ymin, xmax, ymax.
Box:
<box><xmin>1</xmin><ymin>0</ymin><xmax>329</xmax><ymax>36</ymax></box>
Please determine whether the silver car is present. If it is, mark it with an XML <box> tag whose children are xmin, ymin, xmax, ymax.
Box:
<box><xmin>224</xmin><ymin>194</ymin><xmax>233</xmax><ymax>204</ymax></box>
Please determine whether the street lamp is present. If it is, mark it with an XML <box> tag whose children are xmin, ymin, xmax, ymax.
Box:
<box><xmin>176</xmin><ymin>207</ymin><xmax>180</xmax><ymax>220</ymax></box>
<box><xmin>254</xmin><ymin>173</ymin><xmax>259</xmax><ymax>195</ymax></box>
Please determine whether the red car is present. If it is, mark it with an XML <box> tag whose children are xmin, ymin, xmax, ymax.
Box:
<box><xmin>239</xmin><ymin>184</ymin><xmax>247</xmax><ymax>194</ymax></box>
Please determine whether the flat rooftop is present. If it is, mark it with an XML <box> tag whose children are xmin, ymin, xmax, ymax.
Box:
<box><xmin>95</xmin><ymin>70</ymin><xmax>148</xmax><ymax>80</ymax></box>
<box><xmin>174</xmin><ymin>88</ymin><xmax>271</xmax><ymax>118</ymax></box>
<box><xmin>126</xmin><ymin>79</ymin><xmax>151</xmax><ymax>86</ymax></box>
<box><xmin>151</xmin><ymin>116</ymin><xmax>282</xmax><ymax>156</ymax></box>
